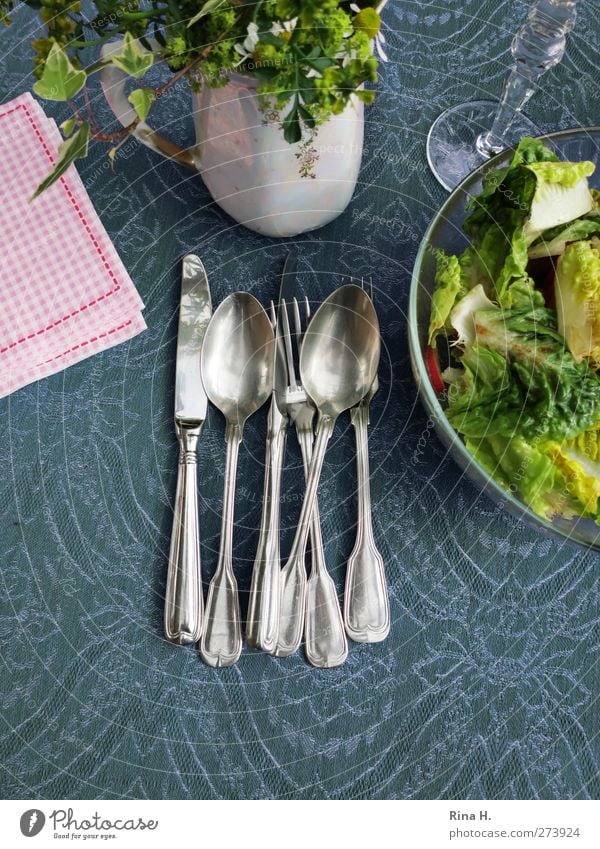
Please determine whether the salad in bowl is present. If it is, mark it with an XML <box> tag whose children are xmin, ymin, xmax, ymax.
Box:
<box><xmin>424</xmin><ymin>137</ymin><xmax>600</xmax><ymax>532</ymax></box>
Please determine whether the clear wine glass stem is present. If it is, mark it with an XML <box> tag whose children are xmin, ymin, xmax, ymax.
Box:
<box><xmin>477</xmin><ymin>0</ymin><xmax>577</xmax><ymax>157</ymax></box>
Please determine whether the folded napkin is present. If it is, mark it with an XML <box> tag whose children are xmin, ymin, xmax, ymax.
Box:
<box><xmin>0</xmin><ymin>93</ymin><xmax>146</xmax><ymax>398</ymax></box>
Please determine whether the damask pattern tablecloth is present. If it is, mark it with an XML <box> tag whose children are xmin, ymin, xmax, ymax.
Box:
<box><xmin>1</xmin><ymin>1</ymin><xmax>598</xmax><ymax>800</ymax></box>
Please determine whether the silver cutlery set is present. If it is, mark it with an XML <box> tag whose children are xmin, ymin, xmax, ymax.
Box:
<box><xmin>164</xmin><ymin>253</ymin><xmax>390</xmax><ymax>668</ymax></box>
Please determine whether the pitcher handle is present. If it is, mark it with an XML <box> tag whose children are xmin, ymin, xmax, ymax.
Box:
<box><xmin>99</xmin><ymin>38</ymin><xmax>196</xmax><ymax>170</ymax></box>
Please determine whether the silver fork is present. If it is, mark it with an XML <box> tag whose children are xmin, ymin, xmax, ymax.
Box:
<box><xmin>344</xmin><ymin>278</ymin><xmax>390</xmax><ymax>643</ymax></box>
<box><xmin>274</xmin><ymin>297</ymin><xmax>348</xmax><ymax>668</ymax></box>
<box><xmin>245</xmin><ymin>302</ymin><xmax>286</xmax><ymax>653</ymax></box>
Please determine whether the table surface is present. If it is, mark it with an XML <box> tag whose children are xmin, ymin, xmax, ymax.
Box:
<box><xmin>1</xmin><ymin>0</ymin><xmax>599</xmax><ymax>800</ymax></box>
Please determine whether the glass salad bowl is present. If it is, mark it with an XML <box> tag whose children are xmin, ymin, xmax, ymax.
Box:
<box><xmin>409</xmin><ymin>127</ymin><xmax>600</xmax><ymax>551</ymax></box>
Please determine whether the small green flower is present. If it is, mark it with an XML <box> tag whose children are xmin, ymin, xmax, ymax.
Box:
<box><xmin>353</xmin><ymin>8</ymin><xmax>381</xmax><ymax>39</ymax></box>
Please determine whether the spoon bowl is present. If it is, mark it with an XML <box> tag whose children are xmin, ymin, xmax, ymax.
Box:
<box><xmin>202</xmin><ymin>292</ymin><xmax>275</xmax><ymax>429</ymax></box>
<box><xmin>301</xmin><ymin>285</ymin><xmax>380</xmax><ymax>419</ymax></box>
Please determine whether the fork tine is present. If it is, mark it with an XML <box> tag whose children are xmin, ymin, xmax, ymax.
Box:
<box><xmin>280</xmin><ymin>298</ymin><xmax>298</xmax><ymax>389</ymax></box>
<box><xmin>369</xmin><ymin>277</ymin><xmax>374</xmax><ymax>304</ymax></box>
<box><xmin>292</xmin><ymin>297</ymin><xmax>302</xmax><ymax>342</ymax></box>
<box><xmin>304</xmin><ymin>295</ymin><xmax>311</xmax><ymax>325</ymax></box>
<box><xmin>269</xmin><ymin>300</ymin><xmax>276</xmax><ymax>329</ymax></box>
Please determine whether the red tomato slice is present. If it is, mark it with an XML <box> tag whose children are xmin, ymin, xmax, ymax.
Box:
<box><xmin>425</xmin><ymin>345</ymin><xmax>445</xmax><ymax>394</ymax></box>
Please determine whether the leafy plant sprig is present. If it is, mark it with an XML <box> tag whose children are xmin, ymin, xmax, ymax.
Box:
<box><xmin>0</xmin><ymin>0</ymin><xmax>382</xmax><ymax>194</ymax></box>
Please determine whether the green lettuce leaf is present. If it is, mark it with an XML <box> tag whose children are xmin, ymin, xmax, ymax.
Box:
<box><xmin>526</xmin><ymin>159</ymin><xmax>595</xmax><ymax>189</ymax></box>
<box><xmin>542</xmin><ymin>437</ymin><xmax>600</xmax><ymax>519</ymax></box>
<box><xmin>523</xmin><ymin>160</ymin><xmax>595</xmax><ymax>242</ymax></box>
<box><xmin>528</xmin><ymin>216</ymin><xmax>600</xmax><ymax>259</ymax></box>
<box><xmin>447</xmin><ymin>344</ymin><xmax>516</xmax><ymax>438</ymax></box>
<box><xmin>568</xmin><ymin>422</ymin><xmax>600</xmax><ymax>461</ymax></box>
<box><xmin>500</xmin><ymin>276</ymin><xmax>545</xmax><ymax>309</ymax></box>
<box><xmin>447</xmin><ymin>304</ymin><xmax>600</xmax><ymax>443</ymax></box>
<box><xmin>464</xmin><ymin>177</ymin><xmax>534</xmax><ymax>304</ymax></box>
<box><xmin>466</xmin><ymin>137</ymin><xmax>559</xmax><ymax>207</ymax></box>
<box><xmin>559</xmin><ymin>422</ymin><xmax>600</xmax><ymax>518</ymax></box>
<box><xmin>428</xmin><ymin>250</ymin><xmax>468</xmax><ymax>344</ymax></box>
<box><xmin>463</xmin><ymin>138</ymin><xmax>595</xmax><ymax>305</ymax></box>
<box><xmin>507</xmin><ymin>137</ymin><xmax>561</xmax><ymax>168</ymax></box>
<box><xmin>555</xmin><ymin>238</ymin><xmax>600</xmax><ymax>367</ymax></box>
<box><xmin>465</xmin><ymin>433</ymin><xmax>579</xmax><ymax>521</ymax></box>
<box><xmin>448</xmin><ymin>284</ymin><xmax>497</xmax><ymax>349</ymax></box>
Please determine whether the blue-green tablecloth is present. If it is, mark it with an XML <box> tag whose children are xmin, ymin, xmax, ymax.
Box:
<box><xmin>1</xmin><ymin>1</ymin><xmax>599</xmax><ymax>800</ymax></box>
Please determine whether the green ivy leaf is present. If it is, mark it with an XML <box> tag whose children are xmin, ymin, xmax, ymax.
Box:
<box><xmin>60</xmin><ymin>118</ymin><xmax>76</xmax><ymax>137</ymax></box>
<box><xmin>127</xmin><ymin>87</ymin><xmax>156</xmax><ymax>121</ymax></box>
<box><xmin>33</xmin><ymin>43</ymin><xmax>86</xmax><ymax>101</ymax></box>
<box><xmin>110</xmin><ymin>32</ymin><xmax>154</xmax><ymax>79</ymax></box>
<box><xmin>31</xmin><ymin>122</ymin><xmax>90</xmax><ymax>199</ymax></box>
<box><xmin>188</xmin><ymin>0</ymin><xmax>229</xmax><ymax>28</ymax></box>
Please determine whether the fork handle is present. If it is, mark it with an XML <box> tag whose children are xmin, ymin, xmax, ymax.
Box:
<box><xmin>274</xmin><ymin>416</ymin><xmax>334</xmax><ymax>657</ymax></box>
<box><xmin>345</xmin><ymin>401</ymin><xmax>390</xmax><ymax>643</ymax></box>
<box><xmin>297</xmin><ymin>427</ymin><xmax>348</xmax><ymax>669</ymax></box>
<box><xmin>164</xmin><ymin>421</ymin><xmax>204</xmax><ymax>645</ymax></box>
<box><xmin>246</xmin><ymin>404</ymin><xmax>287</xmax><ymax>651</ymax></box>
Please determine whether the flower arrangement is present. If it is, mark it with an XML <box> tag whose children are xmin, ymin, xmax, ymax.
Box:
<box><xmin>1</xmin><ymin>1</ymin><xmax>385</xmax><ymax>194</ymax></box>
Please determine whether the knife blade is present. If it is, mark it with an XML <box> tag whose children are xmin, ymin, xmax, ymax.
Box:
<box><xmin>165</xmin><ymin>254</ymin><xmax>212</xmax><ymax>646</ymax></box>
<box><xmin>246</xmin><ymin>252</ymin><xmax>297</xmax><ymax>651</ymax></box>
<box><xmin>174</xmin><ymin>254</ymin><xmax>212</xmax><ymax>423</ymax></box>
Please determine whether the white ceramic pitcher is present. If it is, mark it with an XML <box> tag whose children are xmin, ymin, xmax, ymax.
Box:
<box><xmin>100</xmin><ymin>40</ymin><xmax>364</xmax><ymax>237</ymax></box>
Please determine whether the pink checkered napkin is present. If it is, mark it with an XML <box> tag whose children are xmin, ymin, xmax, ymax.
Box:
<box><xmin>0</xmin><ymin>92</ymin><xmax>146</xmax><ymax>398</ymax></box>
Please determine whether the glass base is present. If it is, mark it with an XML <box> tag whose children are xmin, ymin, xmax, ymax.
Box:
<box><xmin>426</xmin><ymin>100</ymin><xmax>539</xmax><ymax>191</ymax></box>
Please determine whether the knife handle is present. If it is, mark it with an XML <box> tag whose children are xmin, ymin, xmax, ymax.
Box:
<box><xmin>164</xmin><ymin>421</ymin><xmax>204</xmax><ymax>645</ymax></box>
<box><xmin>246</xmin><ymin>407</ymin><xmax>287</xmax><ymax>651</ymax></box>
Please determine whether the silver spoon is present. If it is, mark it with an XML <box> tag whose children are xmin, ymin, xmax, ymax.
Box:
<box><xmin>200</xmin><ymin>292</ymin><xmax>275</xmax><ymax>667</ymax></box>
<box><xmin>275</xmin><ymin>285</ymin><xmax>380</xmax><ymax>664</ymax></box>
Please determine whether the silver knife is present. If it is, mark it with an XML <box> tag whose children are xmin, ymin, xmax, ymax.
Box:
<box><xmin>246</xmin><ymin>252</ymin><xmax>297</xmax><ymax>651</ymax></box>
<box><xmin>164</xmin><ymin>254</ymin><xmax>212</xmax><ymax>645</ymax></box>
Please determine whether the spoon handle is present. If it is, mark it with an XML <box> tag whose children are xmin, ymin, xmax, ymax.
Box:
<box><xmin>345</xmin><ymin>400</ymin><xmax>390</xmax><ymax>642</ymax></box>
<box><xmin>164</xmin><ymin>421</ymin><xmax>204</xmax><ymax>645</ymax></box>
<box><xmin>274</xmin><ymin>416</ymin><xmax>335</xmax><ymax>658</ymax></box>
<box><xmin>246</xmin><ymin>402</ymin><xmax>286</xmax><ymax>651</ymax></box>
<box><xmin>200</xmin><ymin>424</ymin><xmax>242</xmax><ymax>667</ymax></box>
<box><xmin>297</xmin><ymin>427</ymin><xmax>348</xmax><ymax>668</ymax></box>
